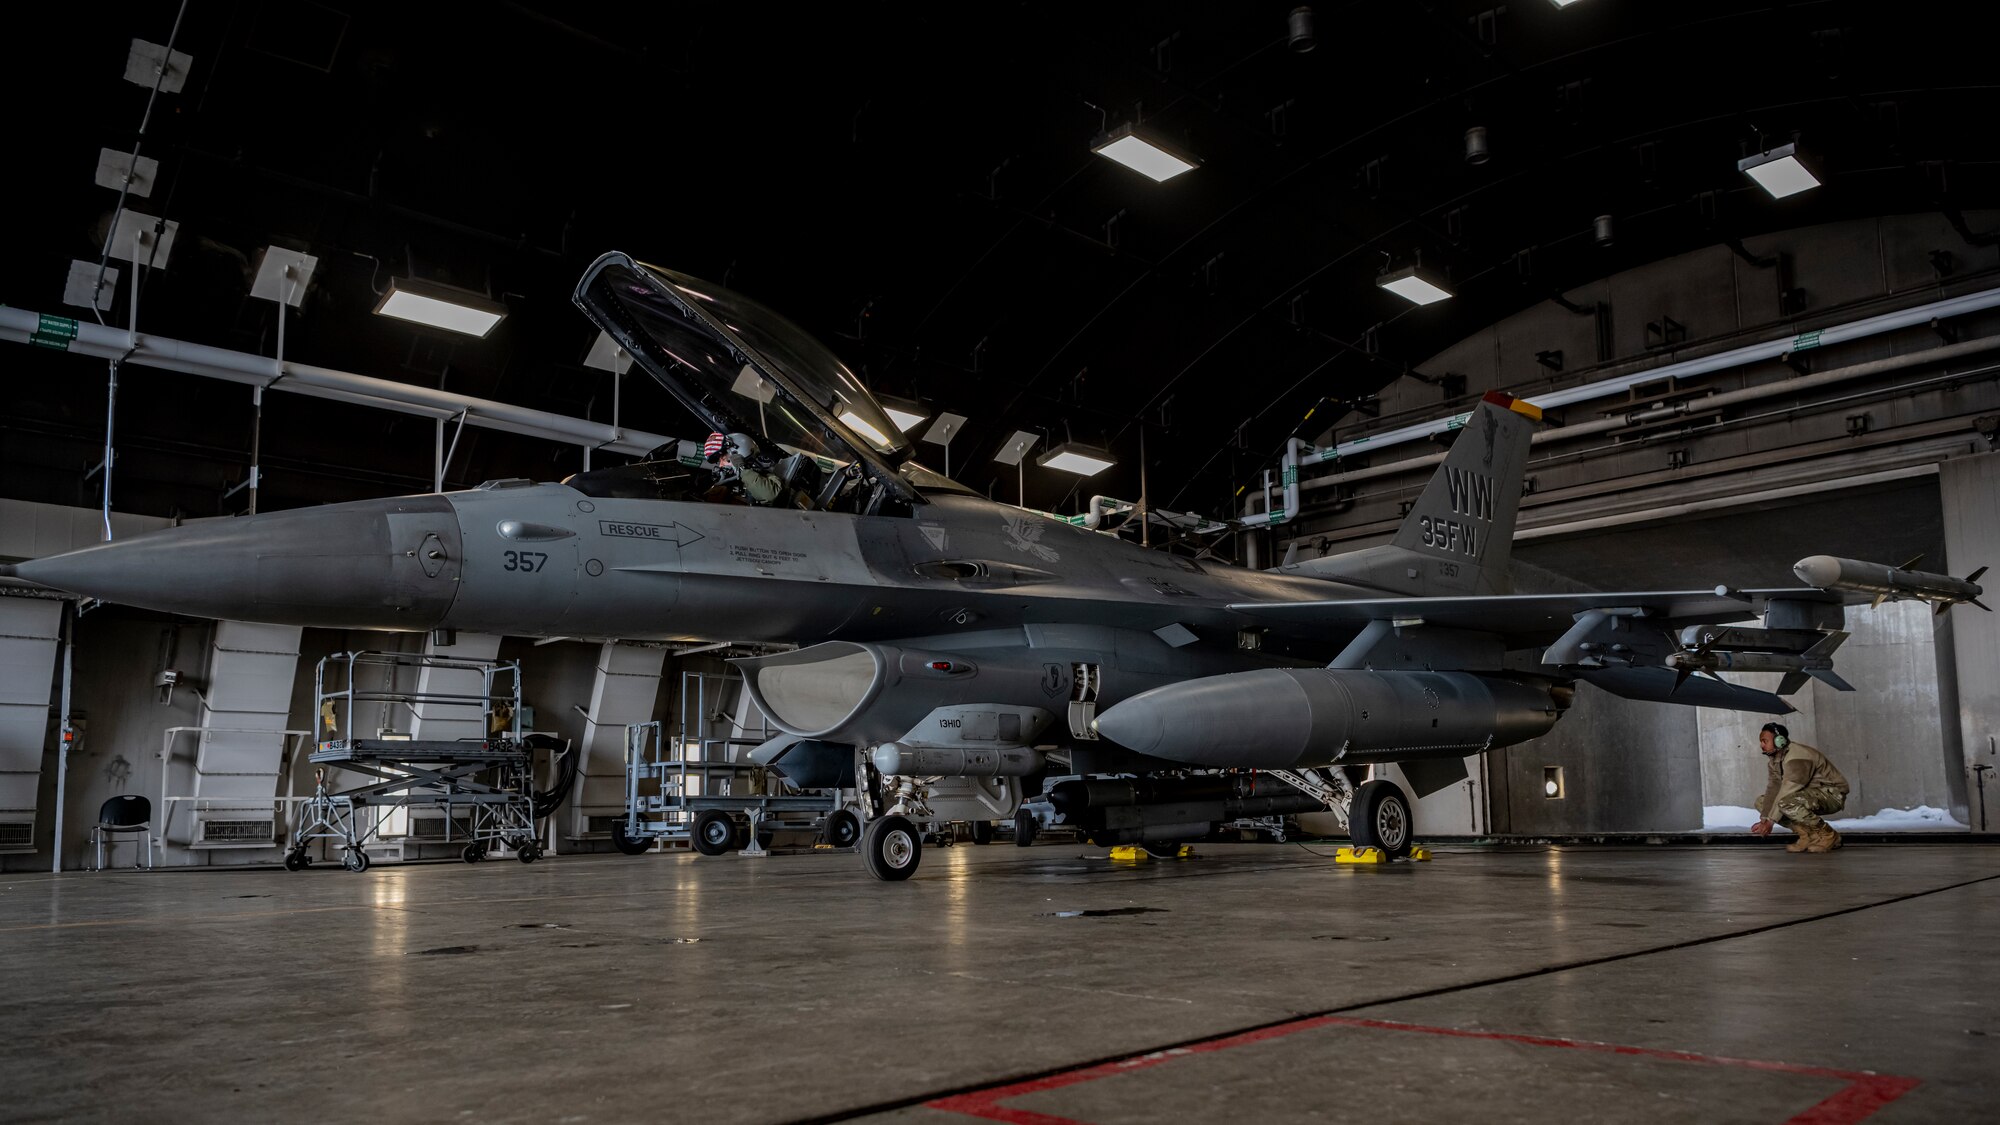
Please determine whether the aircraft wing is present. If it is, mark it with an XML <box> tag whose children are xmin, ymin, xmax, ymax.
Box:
<box><xmin>1227</xmin><ymin>587</ymin><xmax>1834</xmax><ymax>641</ymax></box>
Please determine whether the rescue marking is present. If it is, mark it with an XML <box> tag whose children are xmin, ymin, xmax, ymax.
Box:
<box><xmin>597</xmin><ymin>520</ymin><xmax>702</xmax><ymax>546</ymax></box>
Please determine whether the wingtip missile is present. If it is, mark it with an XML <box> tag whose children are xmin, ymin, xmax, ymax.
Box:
<box><xmin>1793</xmin><ymin>554</ymin><xmax>1987</xmax><ymax>612</ymax></box>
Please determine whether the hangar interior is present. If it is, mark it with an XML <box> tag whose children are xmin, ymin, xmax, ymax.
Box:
<box><xmin>2</xmin><ymin>2</ymin><xmax>1997</xmax><ymax>1123</ymax></box>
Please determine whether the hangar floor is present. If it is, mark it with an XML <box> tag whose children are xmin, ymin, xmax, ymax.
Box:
<box><xmin>2</xmin><ymin>842</ymin><xmax>1994</xmax><ymax>1123</ymax></box>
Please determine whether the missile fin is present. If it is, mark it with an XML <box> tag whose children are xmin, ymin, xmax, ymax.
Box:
<box><xmin>1671</xmin><ymin>666</ymin><xmax>1692</xmax><ymax>693</ymax></box>
<box><xmin>1801</xmin><ymin>630</ymin><xmax>1849</xmax><ymax>659</ymax></box>
<box><xmin>1966</xmin><ymin>566</ymin><xmax>1987</xmax><ymax>585</ymax></box>
<box><xmin>1898</xmin><ymin>553</ymin><xmax>1925</xmax><ymax>571</ymax></box>
<box><xmin>1776</xmin><ymin>671</ymin><xmax>1809</xmax><ymax>695</ymax></box>
<box><xmin>1807</xmin><ymin>668</ymin><xmax>1856</xmax><ymax>692</ymax></box>
<box><xmin>1973</xmin><ymin>599</ymin><xmax>1993</xmax><ymax>613</ymax></box>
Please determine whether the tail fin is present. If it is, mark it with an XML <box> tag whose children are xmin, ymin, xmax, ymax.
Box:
<box><xmin>1286</xmin><ymin>392</ymin><xmax>1539</xmax><ymax>596</ymax></box>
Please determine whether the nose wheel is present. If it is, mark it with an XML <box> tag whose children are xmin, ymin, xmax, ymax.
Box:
<box><xmin>862</xmin><ymin>814</ymin><xmax>922</xmax><ymax>881</ymax></box>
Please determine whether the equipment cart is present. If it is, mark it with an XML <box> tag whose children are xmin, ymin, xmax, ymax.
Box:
<box><xmin>613</xmin><ymin>720</ymin><xmax>858</xmax><ymax>857</ymax></box>
<box><xmin>286</xmin><ymin>650</ymin><xmax>546</xmax><ymax>872</ymax></box>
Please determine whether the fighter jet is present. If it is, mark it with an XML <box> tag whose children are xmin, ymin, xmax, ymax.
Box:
<box><xmin>9</xmin><ymin>252</ymin><xmax>1890</xmax><ymax>880</ymax></box>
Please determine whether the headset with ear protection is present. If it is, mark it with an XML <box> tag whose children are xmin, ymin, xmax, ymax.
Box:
<box><xmin>1761</xmin><ymin>722</ymin><xmax>1789</xmax><ymax>750</ymax></box>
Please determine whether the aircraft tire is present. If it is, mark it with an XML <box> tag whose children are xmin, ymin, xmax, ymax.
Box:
<box><xmin>1142</xmin><ymin>841</ymin><xmax>1185</xmax><ymax>859</ymax></box>
<box><xmin>863</xmin><ymin>815</ymin><xmax>922</xmax><ymax>881</ymax></box>
<box><xmin>692</xmin><ymin>810</ymin><xmax>736</xmax><ymax>857</ymax></box>
<box><xmin>824</xmin><ymin>809</ymin><xmax>861</xmax><ymax>848</ymax></box>
<box><xmin>1014</xmin><ymin>815</ymin><xmax>1037</xmax><ymax>847</ymax></box>
<box><xmin>969</xmin><ymin>820</ymin><xmax>995</xmax><ymax>845</ymax></box>
<box><xmin>1349</xmin><ymin>780</ymin><xmax>1413</xmax><ymax>859</ymax></box>
<box><xmin>610</xmin><ymin>821</ymin><xmax>653</xmax><ymax>855</ymax></box>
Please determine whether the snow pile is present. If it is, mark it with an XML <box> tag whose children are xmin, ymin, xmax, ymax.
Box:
<box><xmin>1702</xmin><ymin>804</ymin><xmax>1968</xmax><ymax>832</ymax></box>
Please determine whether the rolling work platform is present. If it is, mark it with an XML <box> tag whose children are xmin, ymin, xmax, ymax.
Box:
<box><xmin>287</xmin><ymin>651</ymin><xmax>546</xmax><ymax>872</ymax></box>
<box><xmin>612</xmin><ymin>672</ymin><xmax>857</xmax><ymax>858</ymax></box>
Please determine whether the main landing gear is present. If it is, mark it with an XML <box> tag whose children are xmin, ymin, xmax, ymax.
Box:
<box><xmin>1346</xmin><ymin>779</ymin><xmax>1413</xmax><ymax>860</ymax></box>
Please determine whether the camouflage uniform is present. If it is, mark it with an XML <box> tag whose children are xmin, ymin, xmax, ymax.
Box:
<box><xmin>1754</xmin><ymin>742</ymin><xmax>1849</xmax><ymax>830</ymax></box>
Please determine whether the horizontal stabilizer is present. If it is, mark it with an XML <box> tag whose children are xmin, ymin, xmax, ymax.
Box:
<box><xmin>1578</xmin><ymin>667</ymin><xmax>1794</xmax><ymax>714</ymax></box>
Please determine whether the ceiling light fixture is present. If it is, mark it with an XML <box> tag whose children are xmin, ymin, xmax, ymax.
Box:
<box><xmin>1287</xmin><ymin>7</ymin><xmax>1316</xmax><ymax>52</ymax></box>
<box><xmin>1464</xmin><ymin>126</ymin><xmax>1490</xmax><ymax>165</ymax></box>
<box><xmin>1738</xmin><ymin>142</ymin><xmax>1820</xmax><ymax>200</ymax></box>
<box><xmin>1037</xmin><ymin>440</ymin><xmax>1115</xmax><ymax>476</ymax></box>
<box><xmin>1377</xmin><ymin>262</ymin><xmax>1454</xmax><ymax>306</ymax></box>
<box><xmin>838</xmin><ymin>411</ymin><xmax>892</xmax><ymax>449</ymax></box>
<box><xmin>1548</xmin><ymin>0</ymin><xmax>1588</xmax><ymax>8</ymax></box>
<box><xmin>1091</xmin><ymin>123</ymin><xmax>1200</xmax><ymax>183</ymax></box>
<box><xmin>875</xmin><ymin>394</ymin><xmax>929</xmax><ymax>433</ymax></box>
<box><xmin>373</xmin><ymin>276</ymin><xmax>508</xmax><ymax>337</ymax></box>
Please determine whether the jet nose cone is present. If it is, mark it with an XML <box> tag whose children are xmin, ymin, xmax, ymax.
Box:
<box><xmin>15</xmin><ymin>495</ymin><xmax>463</xmax><ymax>629</ymax></box>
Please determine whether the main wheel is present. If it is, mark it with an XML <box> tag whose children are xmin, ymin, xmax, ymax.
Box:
<box><xmin>691</xmin><ymin>810</ymin><xmax>737</xmax><ymax>857</ymax></box>
<box><xmin>1143</xmin><ymin>841</ymin><xmax>1185</xmax><ymax>859</ymax></box>
<box><xmin>863</xmin><ymin>815</ymin><xmax>922</xmax><ymax>881</ymax></box>
<box><xmin>610</xmin><ymin>821</ymin><xmax>653</xmax><ymax>856</ymax></box>
<box><xmin>1349</xmin><ymin>780</ymin><xmax>1413</xmax><ymax>859</ymax></box>
<box><xmin>824</xmin><ymin>809</ymin><xmax>861</xmax><ymax>848</ymax></box>
<box><xmin>969</xmin><ymin>820</ymin><xmax>995</xmax><ymax>845</ymax></box>
<box><xmin>1014</xmin><ymin>814</ymin><xmax>1038</xmax><ymax>847</ymax></box>
<box><xmin>342</xmin><ymin>848</ymin><xmax>371</xmax><ymax>873</ymax></box>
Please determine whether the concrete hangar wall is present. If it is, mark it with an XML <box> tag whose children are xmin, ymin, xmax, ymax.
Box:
<box><xmin>1281</xmin><ymin>212</ymin><xmax>2000</xmax><ymax>837</ymax></box>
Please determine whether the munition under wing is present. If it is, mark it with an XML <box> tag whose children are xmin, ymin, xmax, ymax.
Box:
<box><xmin>1666</xmin><ymin>628</ymin><xmax>1852</xmax><ymax>695</ymax></box>
<box><xmin>1793</xmin><ymin>554</ymin><xmax>1989</xmax><ymax>614</ymax></box>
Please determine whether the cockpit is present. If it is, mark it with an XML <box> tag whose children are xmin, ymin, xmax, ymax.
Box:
<box><xmin>563</xmin><ymin>438</ymin><xmax>973</xmax><ymax>516</ymax></box>
<box><xmin>572</xmin><ymin>253</ymin><xmax>945</xmax><ymax>517</ymax></box>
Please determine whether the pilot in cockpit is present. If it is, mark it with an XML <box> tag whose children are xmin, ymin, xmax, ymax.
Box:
<box><xmin>703</xmin><ymin>431</ymin><xmax>783</xmax><ymax>505</ymax></box>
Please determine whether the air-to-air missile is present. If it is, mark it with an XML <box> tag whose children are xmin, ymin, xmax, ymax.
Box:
<box><xmin>1792</xmin><ymin>554</ymin><xmax>1989</xmax><ymax>614</ymax></box>
<box><xmin>1664</xmin><ymin>629</ymin><xmax>1853</xmax><ymax>695</ymax></box>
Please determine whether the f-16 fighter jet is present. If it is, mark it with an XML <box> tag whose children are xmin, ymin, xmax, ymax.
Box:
<box><xmin>16</xmin><ymin>253</ymin><xmax>1969</xmax><ymax>880</ymax></box>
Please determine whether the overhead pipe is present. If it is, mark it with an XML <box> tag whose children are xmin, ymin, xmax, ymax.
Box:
<box><xmin>0</xmin><ymin>306</ymin><xmax>671</xmax><ymax>459</ymax></box>
<box><xmin>1302</xmin><ymin>331</ymin><xmax>2000</xmax><ymax>493</ymax></box>
<box><xmin>1317</xmin><ymin>283</ymin><xmax>2000</xmax><ymax>464</ymax></box>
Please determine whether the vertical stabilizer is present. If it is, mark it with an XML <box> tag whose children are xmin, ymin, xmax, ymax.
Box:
<box><xmin>1286</xmin><ymin>392</ymin><xmax>1539</xmax><ymax>596</ymax></box>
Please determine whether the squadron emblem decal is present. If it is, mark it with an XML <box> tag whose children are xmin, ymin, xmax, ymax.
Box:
<box><xmin>1003</xmin><ymin>515</ymin><xmax>1060</xmax><ymax>563</ymax></box>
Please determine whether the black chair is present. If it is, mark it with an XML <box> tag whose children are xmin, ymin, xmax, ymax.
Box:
<box><xmin>91</xmin><ymin>795</ymin><xmax>152</xmax><ymax>870</ymax></box>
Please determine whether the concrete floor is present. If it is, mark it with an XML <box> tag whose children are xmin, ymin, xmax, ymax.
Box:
<box><xmin>2</xmin><ymin>841</ymin><xmax>1995</xmax><ymax>1124</ymax></box>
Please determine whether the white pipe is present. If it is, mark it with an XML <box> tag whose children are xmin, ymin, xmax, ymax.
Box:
<box><xmin>1235</xmin><ymin>438</ymin><xmax>1306</xmax><ymax>528</ymax></box>
<box><xmin>0</xmin><ymin>306</ymin><xmax>672</xmax><ymax>458</ymax></box>
<box><xmin>1320</xmin><ymin>283</ymin><xmax>2000</xmax><ymax>464</ymax></box>
<box><xmin>1306</xmin><ymin>332</ymin><xmax>2000</xmax><ymax>492</ymax></box>
<box><xmin>1513</xmin><ymin>464</ymin><xmax>1937</xmax><ymax>540</ymax></box>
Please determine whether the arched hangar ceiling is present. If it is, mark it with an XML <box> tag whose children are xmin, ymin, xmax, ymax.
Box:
<box><xmin>4</xmin><ymin>0</ymin><xmax>1998</xmax><ymax>523</ymax></box>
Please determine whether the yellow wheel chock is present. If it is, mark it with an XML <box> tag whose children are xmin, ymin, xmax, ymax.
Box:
<box><xmin>1335</xmin><ymin>845</ymin><xmax>1432</xmax><ymax>863</ymax></box>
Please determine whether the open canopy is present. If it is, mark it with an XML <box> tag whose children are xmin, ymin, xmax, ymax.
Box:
<box><xmin>574</xmin><ymin>252</ymin><xmax>918</xmax><ymax>505</ymax></box>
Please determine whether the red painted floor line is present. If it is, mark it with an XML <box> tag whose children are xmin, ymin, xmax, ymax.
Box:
<box><xmin>925</xmin><ymin>1015</ymin><xmax>1921</xmax><ymax>1125</ymax></box>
